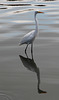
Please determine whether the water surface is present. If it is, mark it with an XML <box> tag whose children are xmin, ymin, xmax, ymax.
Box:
<box><xmin>0</xmin><ymin>0</ymin><xmax>59</xmax><ymax>100</ymax></box>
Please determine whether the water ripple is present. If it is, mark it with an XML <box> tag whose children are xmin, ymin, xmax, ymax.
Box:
<box><xmin>0</xmin><ymin>92</ymin><xmax>13</xmax><ymax>100</ymax></box>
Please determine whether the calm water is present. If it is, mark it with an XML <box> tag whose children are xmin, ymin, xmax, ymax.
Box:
<box><xmin>0</xmin><ymin>0</ymin><xmax>59</xmax><ymax>100</ymax></box>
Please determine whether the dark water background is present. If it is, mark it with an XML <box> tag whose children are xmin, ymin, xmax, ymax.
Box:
<box><xmin>0</xmin><ymin>0</ymin><xmax>59</xmax><ymax>100</ymax></box>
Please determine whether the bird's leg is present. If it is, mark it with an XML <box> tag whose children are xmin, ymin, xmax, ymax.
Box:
<box><xmin>25</xmin><ymin>51</ymin><xmax>28</xmax><ymax>58</ymax></box>
<box><xmin>25</xmin><ymin>44</ymin><xmax>28</xmax><ymax>54</ymax></box>
<box><xmin>31</xmin><ymin>43</ymin><xmax>33</xmax><ymax>59</ymax></box>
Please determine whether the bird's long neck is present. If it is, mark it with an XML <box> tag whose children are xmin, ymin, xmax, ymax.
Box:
<box><xmin>34</xmin><ymin>13</ymin><xmax>38</xmax><ymax>33</ymax></box>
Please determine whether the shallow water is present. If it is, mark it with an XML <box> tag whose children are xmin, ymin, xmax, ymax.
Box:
<box><xmin>0</xmin><ymin>0</ymin><xmax>59</xmax><ymax>100</ymax></box>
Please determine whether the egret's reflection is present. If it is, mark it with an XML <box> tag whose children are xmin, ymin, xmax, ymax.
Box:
<box><xmin>19</xmin><ymin>53</ymin><xmax>47</xmax><ymax>94</ymax></box>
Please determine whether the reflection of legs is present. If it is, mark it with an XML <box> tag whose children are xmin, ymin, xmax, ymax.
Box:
<box><xmin>31</xmin><ymin>43</ymin><xmax>33</xmax><ymax>59</ymax></box>
<box><xmin>25</xmin><ymin>44</ymin><xmax>29</xmax><ymax>54</ymax></box>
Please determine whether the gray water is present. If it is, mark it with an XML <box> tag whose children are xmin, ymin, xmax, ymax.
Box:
<box><xmin>0</xmin><ymin>0</ymin><xmax>59</xmax><ymax>100</ymax></box>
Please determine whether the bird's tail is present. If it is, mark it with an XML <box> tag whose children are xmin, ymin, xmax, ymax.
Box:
<box><xmin>19</xmin><ymin>42</ymin><xmax>23</xmax><ymax>46</ymax></box>
<box><xmin>19</xmin><ymin>43</ymin><xmax>22</xmax><ymax>46</ymax></box>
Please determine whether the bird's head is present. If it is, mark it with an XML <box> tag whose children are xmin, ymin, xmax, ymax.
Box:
<box><xmin>35</xmin><ymin>10</ymin><xmax>44</xmax><ymax>15</ymax></box>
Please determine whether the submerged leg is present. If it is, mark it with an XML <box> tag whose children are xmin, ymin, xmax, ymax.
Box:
<box><xmin>25</xmin><ymin>44</ymin><xmax>29</xmax><ymax>54</ymax></box>
<box><xmin>31</xmin><ymin>43</ymin><xmax>33</xmax><ymax>59</ymax></box>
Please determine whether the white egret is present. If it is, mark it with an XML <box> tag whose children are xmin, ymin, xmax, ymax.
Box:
<box><xmin>19</xmin><ymin>11</ymin><xmax>44</xmax><ymax>56</ymax></box>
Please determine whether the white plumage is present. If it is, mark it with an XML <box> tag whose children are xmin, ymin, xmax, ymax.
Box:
<box><xmin>20</xmin><ymin>30</ymin><xmax>36</xmax><ymax>45</ymax></box>
<box><xmin>19</xmin><ymin>11</ymin><xmax>44</xmax><ymax>58</ymax></box>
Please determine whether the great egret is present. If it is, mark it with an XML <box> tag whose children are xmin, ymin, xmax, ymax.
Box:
<box><xmin>19</xmin><ymin>11</ymin><xmax>44</xmax><ymax>57</ymax></box>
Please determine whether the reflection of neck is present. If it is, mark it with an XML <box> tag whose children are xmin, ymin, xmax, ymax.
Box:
<box><xmin>34</xmin><ymin>14</ymin><xmax>38</xmax><ymax>33</ymax></box>
<box><xmin>36</xmin><ymin>68</ymin><xmax>47</xmax><ymax>94</ymax></box>
<box><xmin>36</xmin><ymin>68</ymin><xmax>40</xmax><ymax>90</ymax></box>
<box><xmin>19</xmin><ymin>54</ymin><xmax>47</xmax><ymax>94</ymax></box>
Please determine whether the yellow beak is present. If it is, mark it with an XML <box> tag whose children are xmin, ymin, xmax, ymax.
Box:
<box><xmin>38</xmin><ymin>11</ymin><xmax>44</xmax><ymax>13</ymax></box>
